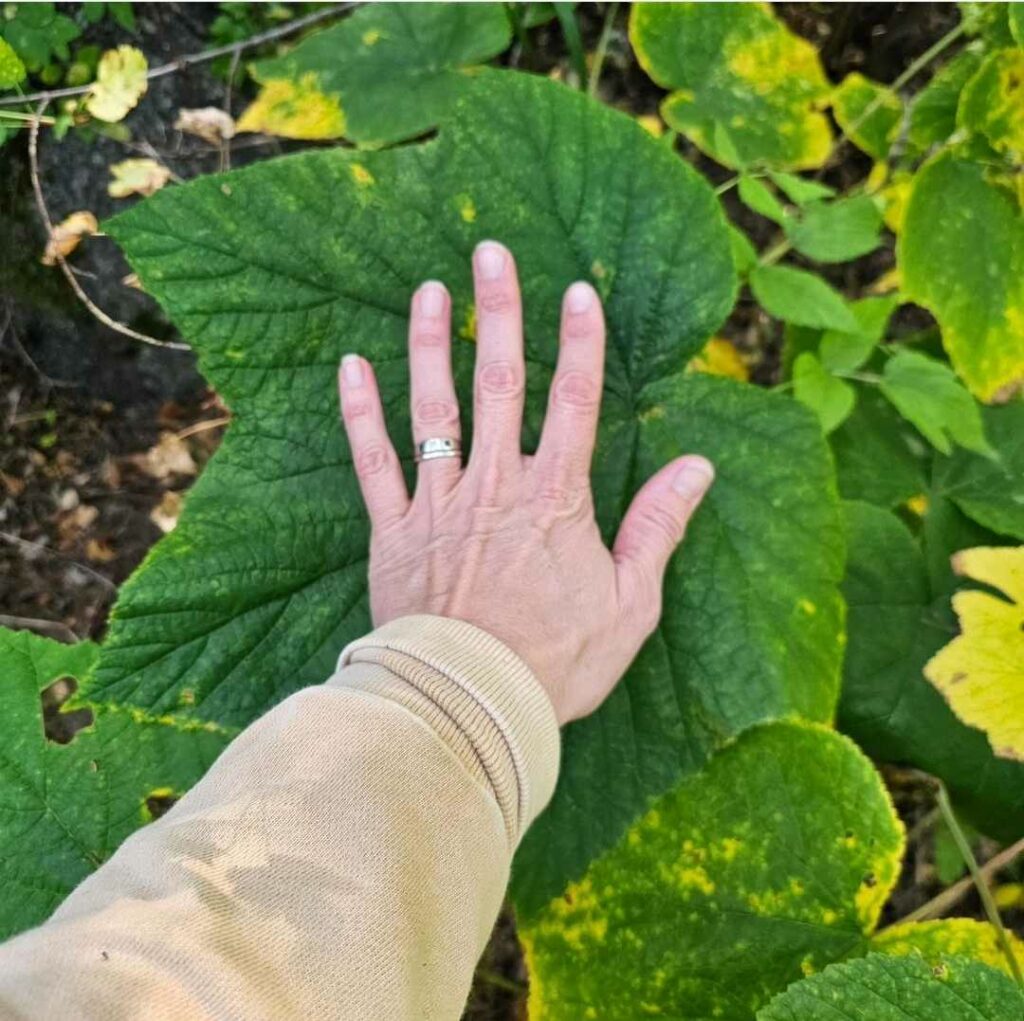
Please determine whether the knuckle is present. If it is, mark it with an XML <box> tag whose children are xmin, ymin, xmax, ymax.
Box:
<box><xmin>563</xmin><ymin>316</ymin><xmax>597</xmax><ymax>341</ymax></box>
<box><xmin>637</xmin><ymin>503</ymin><xmax>684</xmax><ymax>546</ymax></box>
<box><xmin>355</xmin><ymin>444</ymin><xmax>390</xmax><ymax>480</ymax></box>
<box><xmin>552</xmin><ymin>370</ymin><xmax>600</xmax><ymax>410</ymax></box>
<box><xmin>413</xmin><ymin>331</ymin><xmax>446</xmax><ymax>348</ymax></box>
<box><xmin>479</xmin><ymin>289</ymin><xmax>515</xmax><ymax>315</ymax></box>
<box><xmin>635</xmin><ymin>594</ymin><xmax>663</xmax><ymax>637</ymax></box>
<box><xmin>415</xmin><ymin>398</ymin><xmax>459</xmax><ymax>425</ymax></box>
<box><xmin>342</xmin><ymin>401</ymin><xmax>374</xmax><ymax>424</ymax></box>
<box><xmin>477</xmin><ymin>360</ymin><xmax>524</xmax><ymax>400</ymax></box>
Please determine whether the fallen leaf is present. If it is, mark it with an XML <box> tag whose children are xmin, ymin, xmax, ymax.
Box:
<box><xmin>108</xmin><ymin>158</ymin><xmax>172</xmax><ymax>199</ymax></box>
<box><xmin>41</xmin><ymin>210</ymin><xmax>98</xmax><ymax>266</ymax></box>
<box><xmin>56</xmin><ymin>504</ymin><xmax>99</xmax><ymax>546</ymax></box>
<box><xmin>85</xmin><ymin>537</ymin><xmax>116</xmax><ymax>562</ymax></box>
<box><xmin>130</xmin><ymin>431</ymin><xmax>197</xmax><ymax>480</ymax></box>
<box><xmin>86</xmin><ymin>45</ymin><xmax>148</xmax><ymax>123</ymax></box>
<box><xmin>924</xmin><ymin>546</ymin><xmax>1024</xmax><ymax>761</ymax></box>
<box><xmin>121</xmin><ymin>272</ymin><xmax>144</xmax><ymax>290</ymax></box>
<box><xmin>0</xmin><ymin>472</ymin><xmax>25</xmax><ymax>497</ymax></box>
<box><xmin>150</xmin><ymin>490</ymin><xmax>183</xmax><ymax>533</ymax></box>
<box><xmin>174</xmin><ymin>106</ymin><xmax>236</xmax><ymax>145</ymax></box>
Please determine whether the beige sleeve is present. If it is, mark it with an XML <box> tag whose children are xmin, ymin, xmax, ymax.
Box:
<box><xmin>0</xmin><ymin>615</ymin><xmax>560</xmax><ymax>1021</ymax></box>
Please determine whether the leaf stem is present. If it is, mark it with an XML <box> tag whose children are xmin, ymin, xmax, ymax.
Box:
<box><xmin>588</xmin><ymin>2</ymin><xmax>620</xmax><ymax>97</ymax></box>
<box><xmin>935</xmin><ymin>781</ymin><xmax>1023</xmax><ymax>987</ymax></box>
<box><xmin>554</xmin><ymin>2</ymin><xmax>587</xmax><ymax>90</ymax></box>
<box><xmin>758</xmin><ymin>239</ymin><xmax>792</xmax><ymax>267</ymax></box>
<box><xmin>714</xmin><ymin>175</ymin><xmax>740</xmax><ymax>196</ymax></box>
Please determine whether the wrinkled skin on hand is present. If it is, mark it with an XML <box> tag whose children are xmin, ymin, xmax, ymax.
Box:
<box><xmin>339</xmin><ymin>242</ymin><xmax>713</xmax><ymax>725</ymax></box>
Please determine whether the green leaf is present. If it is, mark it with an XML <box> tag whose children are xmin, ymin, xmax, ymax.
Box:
<box><xmin>786</xmin><ymin>195</ymin><xmax>884</xmax><ymax>264</ymax></box>
<box><xmin>830</xmin><ymin>387</ymin><xmax>928</xmax><ymax>508</ymax></box>
<box><xmin>873</xmin><ymin>917</ymin><xmax>1024</xmax><ymax>978</ymax></box>
<box><xmin>899</xmin><ymin>151</ymin><xmax>1024</xmax><ymax>403</ymax></box>
<box><xmin>909</xmin><ymin>50</ymin><xmax>983</xmax><ymax>151</ymax></box>
<box><xmin>768</xmin><ymin>170</ymin><xmax>835</xmax><ymax>206</ymax></box>
<box><xmin>1012</xmin><ymin>4</ymin><xmax>1024</xmax><ymax>46</ymax></box>
<box><xmin>728</xmin><ymin>222</ymin><xmax>759</xmax><ymax>275</ymax></box>
<box><xmin>838</xmin><ymin>501</ymin><xmax>1024</xmax><ymax>843</ymax></box>
<box><xmin>832</xmin><ymin>72</ymin><xmax>903</xmax><ymax>161</ymax></box>
<box><xmin>738</xmin><ymin>174</ymin><xmax>788</xmax><ymax>224</ymax></box>
<box><xmin>1</xmin><ymin>2</ymin><xmax>79</xmax><ymax>70</ymax></box>
<box><xmin>0</xmin><ymin>628</ymin><xmax>229</xmax><ymax>939</ymax></box>
<box><xmin>242</xmin><ymin>3</ymin><xmax>511</xmax><ymax>145</ymax></box>
<box><xmin>629</xmin><ymin>3</ymin><xmax>833</xmax><ymax>170</ymax></box>
<box><xmin>520</xmin><ymin>722</ymin><xmax>905</xmax><ymax>1021</ymax></box>
<box><xmin>793</xmin><ymin>352</ymin><xmax>856</xmax><ymax>433</ymax></box>
<box><xmin>820</xmin><ymin>294</ymin><xmax>900</xmax><ymax>372</ymax></box>
<box><xmin>750</xmin><ymin>264</ymin><xmax>859</xmax><ymax>332</ymax></box>
<box><xmin>880</xmin><ymin>348</ymin><xmax>993</xmax><ymax>457</ymax></box>
<box><xmin>99</xmin><ymin>71</ymin><xmax>845</xmax><ymax>913</ymax></box>
<box><xmin>959</xmin><ymin>3</ymin><xmax>1017</xmax><ymax>47</ymax></box>
<box><xmin>0</xmin><ymin>37</ymin><xmax>26</xmax><ymax>88</ymax></box>
<box><xmin>759</xmin><ymin>953</ymin><xmax>1024</xmax><ymax>1021</ymax></box>
<box><xmin>958</xmin><ymin>48</ymin><xmax>1024</xmax><ymax>159</ymax></box>
<box><xmin>934</xmin><ymin>401</ymin><xmax>1024</xmax><ymax>540</ymax></box>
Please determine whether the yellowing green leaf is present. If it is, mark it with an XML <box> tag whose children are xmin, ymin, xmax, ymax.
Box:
<box><xmin>899</xmin><ymin>152</ymin><xmax>1024</xmax><ymax>403</ymax></box>
<box><xmin>85</xmin><ymin>45</ymin><xmax>148</xmax><ymax>123</ymax></box>
<box><xmin>959</xmin><ymin>48</ymin><xmax>1024</xmax><ymax>160</ymax></box>
<box><xmin>107</xmin><ymin>158</ymin><xmax>172</xmax><ymax>198</ymax></box>
<box><xmin>236</xmin><ymin>74</ymin><xmax>346</xmax><ymax>140</ymax></box>
<box><xmin>832</xmin><ymin>72</ymin><xmax>903</xmax><ymax>161</ymax></box>
<box><xmin>686</xmin><ymin>337</ymin><xmax>749</xmax><ymax>381</ymax></box>
<box><xmin>0</xmin><ymin>37</ymin><xmax>26</xmax><ymax>88</ymax></box>
<box><xmin>629</xmin><ymin>3</ymin><xmax>832</xmax><ymax>170</ymax></box>
<box><xmin>909</xmin><ymin>49</ymin><xmax>983</xmax><ymax>152</ymax></box>
<box><xmin>873</xmin><ymin>918</ymin><xmax>1024</xmax><ymax>979</ymax></box>
<box><xmin>924</xmin><ymin>546</ymin><xmax>1024</xmax><ymax>762</ymax></box>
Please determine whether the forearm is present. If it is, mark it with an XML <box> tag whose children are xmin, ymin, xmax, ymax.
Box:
<box><xmin>0</xmin><ymin>616</ymin><xmax>559</xmax><ymax>1021</ymax></box>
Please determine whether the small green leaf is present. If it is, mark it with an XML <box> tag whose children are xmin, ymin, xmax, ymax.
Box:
<box><xmin>880</xmin><ymin>348</ymin><xmax>993</xmax><ymax>457</ymax></box>
<box><xmin>793</xmin><ymin>352</ymin><xmax>856</xmax><ymax>433</ymax></box>
<box><xmin>0</xmin><ymin>628</ymin><xmax>229</xmax><ymax>939</ymax></box>
<box><xmin>958</xmin><ymin>48</ymin><xmax>1024</xmax><ymax>159</ymax></box>
<box><xmin>768</xmin><ymin>170</ymin><xmax>835</xmax><ymax>206</ymax></box>
<box><xmin>909</xmin><ymin>50</ymin><xmax>983</xmax><ymax>152</ymax></box>
<box><xmin>832</xmin><ymin>72</ymin><xmax>903</xmax><ymax>160</ymax></box>
<box><xmin>820</xmin><ymin>294</ymin><xmax>900</xmax><ymax>372</ymax></box>
<box><xmin>750</xmin><ymin>264</ymin><xmax>859</xmax><ymax>332</ymax></box>
<box><xmin>758</xmin><ymin>953</ymin><xmax>1024</xmax><ymax>1021</ymax></box>
<box><xmin>1</xmin><ymin>2</ymin><xmax>79</xmax><ymax>70</ymax></box>
<box><xmin>244</xmin><ymin>3</ymin><xmax>512</xmax><ymax>145</ymax></box>
<box><xmin>728</xmin><ymin>222</ymin><xmax>759</xmax><ymax>275</ymax></box>
<box><xmin>786</xmin><ymin>195</ymin><xmax>884</xmax><ymax>263</ymax></box>
<box><xmin>0</xmin><ymin>37</ymin><xmax>26</xmax><ymax>88</ymax></box>
<box><xmin>629</xmin><ymin>3</ymin><xmax>833</xmax><ymax>169</ymax></box>
<box><xmin>1011</xmin><ymin>4</ymin><xmax>1024</xmax><ymax>46</ymax></box>
<box><xmin>738</xmin><ymin>174</ymin><xmax>788</xmax><ymax>224</ymax></box>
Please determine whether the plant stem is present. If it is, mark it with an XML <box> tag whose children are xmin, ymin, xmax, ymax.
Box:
<box><xmin>0</xmin><ymin>3</ymin><xmax>356</xmax><ymax>109</ymax></box>
<box><xmin>714</xmin><ymin>174</ymin><xmax>740</xmax><ymax>196</ymax></box>
<box><xmin>554</xmin><ymin>3</ymin><xmax>587</xmax><ymax>90</ymax></box>
<box><xmin>588</xmin><ymin>2</ymin><xmax>620</xmax><ymax>97</ymax></box>
<box><xmin>935</xmin><ymin>782</ymin><xmax>1023</xmax><ymax>987</ymax></box>
<box><xmin>0</xmin><ymin>110</ymin><xmax>55</xmax><ymax>124</ymax></box>
<box><xmin>758</xmin><ymin>239</ymin><xmax>792</xmax><ymax>267</ymax></box>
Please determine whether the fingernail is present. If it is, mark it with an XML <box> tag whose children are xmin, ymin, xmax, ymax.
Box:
<box><xmin>566</xmin><ymin>281</ymin><xmax>593</xmax><ymax>314</ymax></box>
<box><xmin>341</xmin><ymin>354</ymin><xmax>364</xmax><ymax>387</ymax></box>
<box><xmin>672</xmin><ymin>457</ymin><xmax>715</xmax><ymax>498</ymax></box>
<box><xmin>475</xmin><ymin>241</ymin><xmax>506</xmax><ymax>280</ymax></box>
<box><xmin>418</xmin><ymin>281</ymin><xmax>446</xmax><ymax>317</ymax></box>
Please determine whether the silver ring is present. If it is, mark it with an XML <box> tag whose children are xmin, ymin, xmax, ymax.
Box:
<box><xmin>415</xmin><ymin>437</ymin><xmax>461</xmax><ymax>463</ymax></box>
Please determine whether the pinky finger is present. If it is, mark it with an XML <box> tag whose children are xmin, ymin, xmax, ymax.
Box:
<box><xmin>339</xmin><ymin>354</ymin><xmax>409</xmax><ymax>529</ymax></box>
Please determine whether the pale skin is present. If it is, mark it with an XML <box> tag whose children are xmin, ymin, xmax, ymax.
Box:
<box><xmin>338</xmin><ymin>241</ymin><xmax>714</xmax><ymax>725</ymax></box>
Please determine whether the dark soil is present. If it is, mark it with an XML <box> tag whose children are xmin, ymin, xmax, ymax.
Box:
<box><xmin>0</xmin><ymin>5</ymin><xmax>1015</xmax><ymax>1019</ymax></box>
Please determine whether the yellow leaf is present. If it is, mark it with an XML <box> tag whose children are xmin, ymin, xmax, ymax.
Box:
<box><xmin>108</xmin><ymin>158</ymin><xmax>172</xmax><ymax>198</ymax></box>
<box><xmin>86</xmin><ymin>45</ymin><xmax>148</xmax><ymax>123</ymax></box>
<box><xmin>174</xmin><ymin>106</ymin><xmax>236</xmax><ymax>145</ymax></box>
<box><xmin>236</xmin><ymin>74</ymin><xmax>345</xmax><ymax>140</ymax></box>
<box><xmin>41</xmin><ymin>210</ymin><xmax>98</xmax><ymax>266</ymax></box>
<box><xmin>924</xmin><ymin>546</ymin><xmax>1024</xmax><ymax>761</ymax></box>
<box><xmin>686</xmin><ymin>337</ymin><xmax>749</xmax><ymax>381</ymax></box>
<box><xmin>636</xmin><ymin>114</ymin><xmax>664</xmax><ymax>138</ymax></box>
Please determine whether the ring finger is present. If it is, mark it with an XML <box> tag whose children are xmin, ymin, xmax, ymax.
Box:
<box><xmin>409</xmin><ymin>280</ymin><xmax>462</xmax><ymax>500</ymax></box>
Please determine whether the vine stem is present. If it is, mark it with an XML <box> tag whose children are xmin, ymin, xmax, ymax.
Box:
<box><xmin>28</xmin><ymin>102</ymin><xmax>189</xmax><ymax>352</ymax></box>
<box><xmin>821</xmin><ymin>20</ymin><xmax>967</xmax><ymax>170</ymax></box>
<box><xmin>935</xmin><ymin>782</ymin><xmax>1024</xmax><ymax>987</ymax></box>
<box><xmin>587</xmin><ymin>2</ymin><xmax>620</xmax><ymax>97</ymax></box>
<box><xmin>0</xmin><ymin>3</ymin><xmax>355</xmax><ymax>108</ymax></box>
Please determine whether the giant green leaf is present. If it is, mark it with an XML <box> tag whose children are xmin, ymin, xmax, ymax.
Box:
<box><xmin>521</xmin><ymin>722</ymin><xmax>905</xmax><ymax>1020</ymax></box>
<box><xmin>838</xmin><ymin>500</ymin><xmax>1024</xmax><ymax>841</ymax></box>
<box><xmin>629</xmin><ymin>3</ymin><xmax>833</xmax><ymax>170</ymax></box>
<box><xmin>934</xmin><ymin>401</ymin><xmax>1024</xmax><ymax>540</ymax></box>
<box><xmin>97</xmin><ymin>71</ymin><xmax>845</xmax><ymax>912</ymax></box>
<box><xmin>899</xmin><ymin>152</ymin><xmax>1024</xmax><ymax>402</ymax></box>
<box><xmin>0</xmin><ymin>628</ymin><xmax>229</xmax><ymax>939</ymax></box>
<box><xmin>240</xmin><ymin>3</ymin><xmax>511</xmax><ymax>145</ymax></box>
<box><xmin>759</xmin><ymin>953</ymin><xmax>1024</xmax><ymax>1021</ymax></box>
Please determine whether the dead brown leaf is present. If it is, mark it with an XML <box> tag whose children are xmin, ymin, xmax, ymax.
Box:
<box><xmin>174</xmin><ymin>106</ymin><xmax>236</xmax><ymax>145</ymax></box>
<box><xmin>150</xmin><ymin>490</ymin><xmax>183</xmax><ymax>533</ymax></box>
<box><xmin>42</xmin><ymin>211</ymin><xmax>99</xmax><ymax>266</ymax></box>
<box><xmin>130</xmin><ymin>430</ymin><xmax>197</xmax><ymax>479</ymax></box>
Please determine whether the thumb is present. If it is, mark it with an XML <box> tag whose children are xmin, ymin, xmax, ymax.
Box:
<box><xmin>612</xmin><ymin>455</ymin><xmax>715</xmax><ymax>623</ymax></box>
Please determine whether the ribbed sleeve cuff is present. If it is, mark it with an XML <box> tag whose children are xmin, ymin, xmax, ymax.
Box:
<box><xmin>334</xmin><ymin>616</ymin><xmax>560</xmax><ymax>847</ymax></box>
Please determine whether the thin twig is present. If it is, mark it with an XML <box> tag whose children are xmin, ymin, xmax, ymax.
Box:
<box><xmin>587</xmin><ymin>2</ymin><xmax>620</xmax><ymax>98</ymax></box>
<box><xmin>898</xmin><ymin>836</ymin><xmax>1024</xmax><ymax>925</ymax></box>
<box><xmin>0</xmin><ymin>4</ymin><xmax>355</xmax><ymax>108</ymax></box>
<box><xmin>935</xmin><ymin>782</ymin><xmax>1023</xmax><ymax>986</ymax></box>
<box><xmin>0</xmin><ymin>614</ymin><xmax>80</xmax><ymax>643</ymax></box>
<box><xmin>0</xmin><ymin>531</ymin><xmax>117</xmax><ymax>593</ymax></box>
<box><xmin>28</xmin><ymin>103</ymin><xmax>189</xmax><ymax>352</ymax></box>
<box><xmin>176</xmin><ymin>415</ymin><xmax>231</xmax><ymax>440</ymax></box>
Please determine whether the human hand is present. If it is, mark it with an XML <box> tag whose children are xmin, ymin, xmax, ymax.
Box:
<box><xmin>338</xmin><ymin>242</ymin><xmax>714</xmax><ymax>725</ymax></box>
